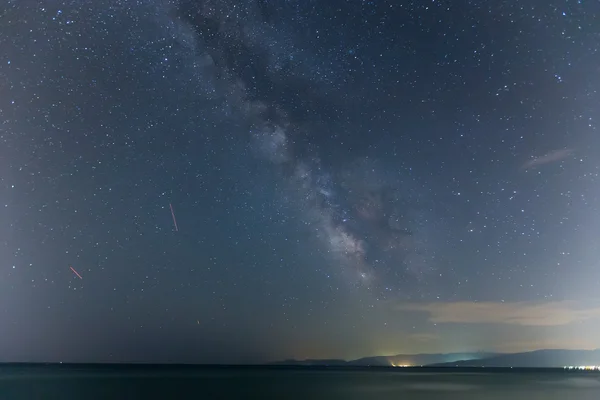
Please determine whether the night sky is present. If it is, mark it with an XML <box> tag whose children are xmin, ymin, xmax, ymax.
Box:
<box><xmin>1</xmin><ymin>0</ymin><xmax>599</xmax><ymax>364</ymax></box>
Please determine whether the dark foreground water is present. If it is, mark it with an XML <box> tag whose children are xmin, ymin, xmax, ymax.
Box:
<box><xmin>1</xmin><ymin>365</ymin><xmax>600</xmax><ymax>399</ymax></box>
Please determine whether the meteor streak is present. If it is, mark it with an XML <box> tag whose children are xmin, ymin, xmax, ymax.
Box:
<box><xmin>70</xmin><ymin>266</ymin><xmax>83</xmax><ymax>280</ymax></box>
<box><xmin>170</xmin><ymin>203</ymin><xmax>179</xmax><ymax>231</ymax></box>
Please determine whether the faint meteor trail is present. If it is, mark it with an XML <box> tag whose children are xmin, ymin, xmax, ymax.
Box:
<box><xmin>70</xmin><ymin>266</ymin><xmax>83</xmax><ymax>280</ymax></box>
<box><xmin>170</xmin><ymin>203</ymin><xmax>179</xmax><ymax>231</ymax></box>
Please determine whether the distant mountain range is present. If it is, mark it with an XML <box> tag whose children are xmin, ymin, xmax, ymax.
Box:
<box><xmin>271</xmin><ymin>349</ymin><xmax>600</xmax><ymax>368</ymax></box>
<box><xmin>270</xmin><ymin>352</ymin><xmax>500</xmax><ymax>367</ymax></box>
<box><xmin>431</xmin><ymin>349</ymin><xmax>600</xmax><ymax>368</ymax></box>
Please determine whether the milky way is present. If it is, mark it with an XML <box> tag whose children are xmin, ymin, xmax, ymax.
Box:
<box><xmin>174</xmin><ymin>1</ymin><xmax>444</xmax><ymax>294</ymax></box>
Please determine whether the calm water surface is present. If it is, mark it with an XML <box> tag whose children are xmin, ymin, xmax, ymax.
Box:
<box><xmin>1</xmin><ymin>366</ymin><xmax>599</xmax><ymax>399</ymax></box>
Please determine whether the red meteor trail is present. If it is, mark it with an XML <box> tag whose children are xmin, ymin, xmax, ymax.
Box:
<box><xmin>70</xmin><ymin>266</ymin><xmax>83</xmax><ymax>280</ymax></box>
<box><xmin>170</xmin><ymin>203</ymin><xmax>179</xmax><ymax>232</ymax></box>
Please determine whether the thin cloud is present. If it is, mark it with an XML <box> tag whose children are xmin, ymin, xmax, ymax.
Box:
<box><xmin>397</xmin><ymin>301</ymin><xmax>600</xmax><ymax>326</ymax></box>
<box><xmin>522</xmin><ymin>148</ymin><xmax>574</xmax><ymax>169</ymax></box>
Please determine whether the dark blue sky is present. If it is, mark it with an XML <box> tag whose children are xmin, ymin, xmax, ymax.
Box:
<box><xmin>0</xmin><ymin>0</ymin><xmax>599</xmax><ymax>363</ymax></box>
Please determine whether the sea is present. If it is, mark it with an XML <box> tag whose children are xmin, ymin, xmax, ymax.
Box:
<box><xmin>1</xmin><ymin>365</ymin><xmax>600</xmax><ymax>399</ymax></box>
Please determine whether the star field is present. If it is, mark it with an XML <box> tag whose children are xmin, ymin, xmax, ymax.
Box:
<box><xmin>0</xmin><ymin>0</ymin><xmax>599</xmax><ymax>363</ymax></box>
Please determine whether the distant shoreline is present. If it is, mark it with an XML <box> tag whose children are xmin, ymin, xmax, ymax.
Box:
<box><xmin>0</xmin><ymin>364</ymin><xmax>597</xmax><ymax>374</ymax></box>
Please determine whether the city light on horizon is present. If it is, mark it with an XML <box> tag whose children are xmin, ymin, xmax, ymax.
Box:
<box><xmin>564</xmin><ymin>366</ymin><xmax>600</xmax><ymax>371</ymax></box>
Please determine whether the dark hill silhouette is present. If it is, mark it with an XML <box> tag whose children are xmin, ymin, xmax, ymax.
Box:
<box><xmin>431</xmin><ymin>349</ymin><xmax>600</xmax><ymax>368</ymax></box>
<box><xmin>271</xmin><ymin>349</ymin><xmax>600</xmax><ymax>368</ymax></box>
<box><xmin>270</xmin><ymin>352</ymin><xmax>499</xmax><ymax>367</ymax></box>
